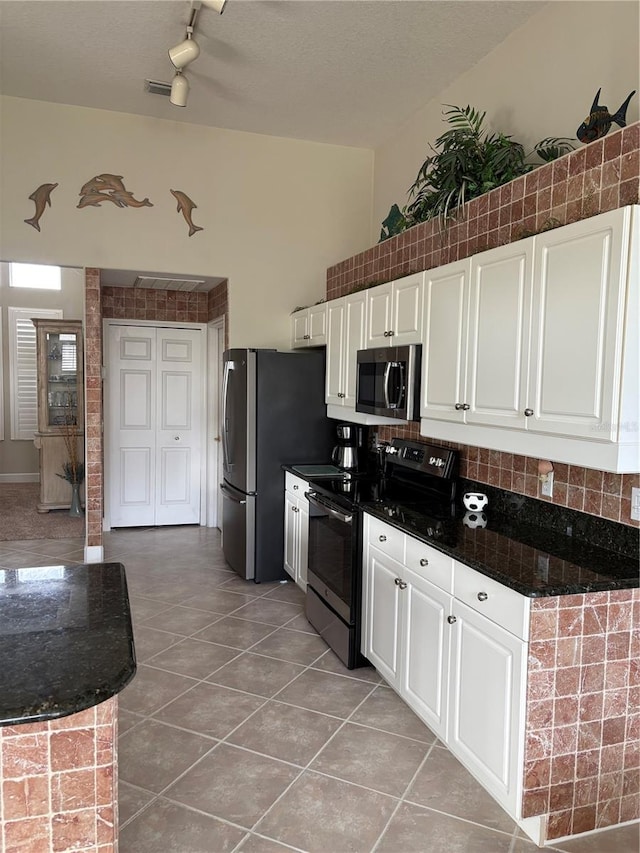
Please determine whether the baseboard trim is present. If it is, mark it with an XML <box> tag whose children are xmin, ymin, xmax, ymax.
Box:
<box><xmin>84</xmin><ymin>545</ymin><xmax>104</xmax><ymax>563</ymax></box>
<box><xmin>0</xmin><ymin>473</ymin><xmax>40</xmax><ymax>483</ymax></box>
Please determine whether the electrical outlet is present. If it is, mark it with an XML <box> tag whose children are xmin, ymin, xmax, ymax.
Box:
<box><xmin>631</xmin><ymin>487</ymin><xmax>640</xmax><ymax>522</ymax></box>
<box><xmin>540</xmin><ymin>471</ymin><xmax>554</xmax><ymax>498</ymax></box>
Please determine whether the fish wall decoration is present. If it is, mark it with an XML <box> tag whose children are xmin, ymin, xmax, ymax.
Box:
<box><xmin>577</xmin><ymin>88</ymin><xmax>636</xmax><ymax>143</ymax></box>
<box><xmin>24</xmin><ymin>182</ymin><xmax>58</xmax><ymax>231</ymax></box>
<box><xmin>170</xmin><ymin>189</ymin><xmax>203</xmax><ymax>236</ymax></box>
<box><xmin>77</xmin><ymin>174</ymin><xmax>153</xmax><ymax>209</ymax></box>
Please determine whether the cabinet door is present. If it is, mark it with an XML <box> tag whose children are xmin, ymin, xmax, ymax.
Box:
<box><xmin>308</xmin><ymin>303</ymin><xmax>328</xmax><ymax>346</ymax></box>
<box><xmin>391</xmin><ymin>273</ymin><xmax>424</xmax><ymax>345</ymax></box>
<box><xmin>528</xmin><ymin>208</ymin><xmax>628</xmax><ymax>440</ymax></box>
<box><xmin>283</xmin><ymin>491</ymin><xmax>297</xmax><ymax>581</ymax></box>
<box><xmin>291</xmin><ymin>310</ymin><xmax>309</xmax><ymax>348</ymax></box>
<box><xmin>421</xmin><ymin>260</ymin><xmax>470</xmax><ymax>422</ymax></box>
<box><xmin>401</xmin><ymin>567</ymin><xmax>452</xmax><ymax>740</ymax></box>
<box><xmin>466</xmin><ymin>242</ymin><xmax>532</xmax><ymax>428</ymax></box>
<box><xmin>297</xmin><ymin>500</ymin><xmax>309</xmax><ymax>590</ymax></box>
<box><xmin>343</xmin><ymin>291</ymin><xmax>367</xmax><ymax>407</ymax></box>
<box><xmin>366</xmin><ymin>282</ymin><xmax>393</xmax><ymax>347</ymax></box>
<box><xmin>448</xmin><ymin>600</ymin><xmax>526</xmax><ymax>814</ymax></box>
<box><xmin>363</xmin><ymin>547</ymin><xmax>403</xmax><ymax>688</ymax></box>
<box><xmin>325</xmin><ymin>298</ymin><xmax>346</xmax><ymax>405</ymax></box>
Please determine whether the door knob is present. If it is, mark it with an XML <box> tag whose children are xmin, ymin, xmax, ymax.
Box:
<box><xmin>379</xmin><ymin>535</ymin><xmax>387</xmax><ymax>542</ymax></box>
<box><xmin>524</xmin><ymin>408</ymin><xmax>534</xmax><ymax>417</ymax></box>
<box><xmin>394</xmin><ymin>578</ymin><xmax>407</xmax><ymax>589</ymax></box>
<box><xmin>447</xmin><ymin>615</ymin><xmax>457</xmax><ymax>624</ymax></box>
<box><xmin>477</xmin><ymin>592</ymin><xmax>488</xmax><ymax>601</ymax></box>
<box><xmin>419</xmin><ymin>558</ymin><xmax>429</xmax><ymax>566</ymax></box>
<box><xmin>455</xmin><ymin>403</ymin><xmax>464</xmax><ymax>410</ymax></box>
<box><xmin>174</xmin><ymin>436</ymin><xmax>180</xmax><ymax>441</ymax></box>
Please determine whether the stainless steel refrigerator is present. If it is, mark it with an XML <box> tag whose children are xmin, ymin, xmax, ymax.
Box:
<box><xmin>220</xmin><ymin>348</ymin><xmax>334</xmax><ymax>582</ymax></box>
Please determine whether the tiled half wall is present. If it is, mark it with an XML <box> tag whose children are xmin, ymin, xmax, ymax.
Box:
<box><xmin>327</xmin><ymin>122</ymin><xmax>640</xmax><ymax>529</ymax></box>
<box><xmin>0</xmin><ymin>698</ymin><xmax>118</xmax><ymax>853</ymax></box>
<box><xmin>525</xmin><ymin>590</ymin><xmax>639</xmax><ymax>842</ymax></box>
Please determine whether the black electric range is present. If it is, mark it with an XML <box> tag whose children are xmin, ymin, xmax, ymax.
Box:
<box><xmin>304</xmin><ymin>439</ymin><xmax>459</xmax><ymax>668</ymax></box>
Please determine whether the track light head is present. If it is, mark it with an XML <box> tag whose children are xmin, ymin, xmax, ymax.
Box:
<box><xmin>170</xmin><ymin>72</ymin><xmax>189</xmax><ymax>107</ymax></box>
<box><xmin>201</xmin><ymin>0</ymin><xmax>227</xmax><ymax>13</ymax></box>
<box><xmin>168</xmin><ymin>27</ymin><xmax>200</xmax><ymax>69</ymax></box>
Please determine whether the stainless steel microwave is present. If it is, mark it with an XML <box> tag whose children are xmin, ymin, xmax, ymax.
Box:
<box><xmin>355</xmin><ymin>344</ymin><xmax>421</xmax><ymax>421</ymax></box>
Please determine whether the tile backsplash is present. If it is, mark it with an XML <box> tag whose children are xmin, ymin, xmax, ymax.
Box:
<box><xmin>329</xmin><ymin>122</ymin><xmax>640</xmax><ymax>530</ymax></box>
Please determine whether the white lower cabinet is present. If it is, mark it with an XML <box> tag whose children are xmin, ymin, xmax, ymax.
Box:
<box><xmin>448</xmin><ymin>598</ymin><xmax>527</xmax><ymax>816</ymax></box>
<box><xmin>362</xmin><ymin>513</ymin><xmax>529</xmax><ymax>817</ymax></box>
<box><xmin>283</xmin><ymin>473</ymin><xmax>310</xmax><ymax>591</ymax></box>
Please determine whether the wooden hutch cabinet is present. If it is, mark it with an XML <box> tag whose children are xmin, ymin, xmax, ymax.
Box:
<box><xmin>32</xmin><ymin>319</ymin><xmax>85</xmax><ymax>513</ymax></box>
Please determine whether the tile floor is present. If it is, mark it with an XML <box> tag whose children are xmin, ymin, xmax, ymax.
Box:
<box><xmin>1</xmin><ymin>527</ymin><xmax>638</xmax><ymax>853</ymax></box>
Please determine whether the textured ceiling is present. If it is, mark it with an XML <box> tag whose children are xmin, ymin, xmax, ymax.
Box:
<box><xmin>0</xmin><ymin>0</ymin><xmax>542</xmax><ymax>148</ymax></box>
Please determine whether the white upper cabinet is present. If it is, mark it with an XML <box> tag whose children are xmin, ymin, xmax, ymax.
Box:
<box><xmin>419</xmin><ymin>205</ymin><xmax>639</xmax><ymax>472</ymax></box>
<box><xmin>325</xmin><ymin>291</ymin><xmax>367</xmax><ymax>409</ymax></box>
<box><xmin>527</xmin><ymin>207</ymin><xmax>633</xmax><ymax>441</ymax></box>
<box><xmin>466</xmin><ymin>241</ymin><xmax>533</xmax><ymax>429</ymax></box>
<box><xmin>290</xmin><ymin>302</ymin><xmax>327</xmax><ymax>349</ymax></box>
<box><xmin>365</xmin><ymin>273</ymin><xmax>424</xmax><ymax>348</ymax></box>
<box><xmin>421</xmin><ymin>259</ymin><xmax>471</xmax><ymax>422</ymax></box>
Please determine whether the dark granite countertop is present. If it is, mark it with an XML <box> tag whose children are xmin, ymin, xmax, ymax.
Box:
<box><xmin>363</xmin><ymin>502</ymin><xmax>639</xmax><ymax>598</ymax></box>
<box><xmin>0</xmin><ymin>562</ymin><xmax>136</xmax><ymax>726</ymax></box>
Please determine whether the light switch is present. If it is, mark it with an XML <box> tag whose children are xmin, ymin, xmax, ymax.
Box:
<box><xmin>631</xmin><ymin>487</ymin><xmax>640</xmax><ymax>522</ymax></box>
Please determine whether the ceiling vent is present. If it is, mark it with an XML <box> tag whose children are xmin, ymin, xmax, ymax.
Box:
<box><xmin>144</xmin><ymin>79</ymin><xmax>172</xmax><ymax>97</ymax></box>
<box><xmin>133</xmin><ymin>275</ymin><xmax>209</xmax><ymax>292</ymax></box>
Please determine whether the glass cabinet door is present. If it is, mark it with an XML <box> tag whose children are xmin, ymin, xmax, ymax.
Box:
<box><xmin>46</xmin><ymin>331</ymin><xmax>80</xmax><ymax>427</ymax></box>
<box><xmin>34</xmin><ymin>319</ymin><xmax>84</xmax><ymax>434</ymax></box>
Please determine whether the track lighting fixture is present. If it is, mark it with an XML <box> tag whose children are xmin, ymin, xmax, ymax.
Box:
<box><xmin>169</xmin><ymin>26</ymin><xmax>200</xmax><ymax>69</ymax></box>
<box><xmin>201</xmin><ymin>0</ymin><xmax>227</xmax><ymax>13</ymax></box>
<box><xmin>170</xmin><ymin>71</ymin><xmax>189</xmax><ymax>107</ymax></box>
<box><xmin>157</xmin><ymin>0</ymin><xmax>229</xmax><ymax>108</ymax></box>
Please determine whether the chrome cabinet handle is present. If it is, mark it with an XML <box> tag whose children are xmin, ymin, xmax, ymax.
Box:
<box><xmin>303</xmin><ymin>334</ymin><xmax>310</xmax><ymax>339</ymax></box>
<box><xmin>388</xmin><ymin>330</ymin><xmax>394</xmax><ymax>337</ymax></box>
<box><xmin>419</xmin><ymin>558</ymin><xmax>429</xmax><ymax>567</ymax></box>
<box><xmin>477</xmin><ymin>592</ymin><xmax>488</xmax><ymax>601</ymax></box>
<box><xmin>447</xmin><ymin>615</ymin><xmax>457</xmax><ymax>624</ymax></box>
<box><xmin>394</xmin><ymin>578</ymin><xmax>407</xmax><ymax>590</ymax></box>
<box><xmin>379</xmin><ymin>535</ymin><xmax>387</xmax><ymax>542</ymax></box>
<box><xmin>338</xmin><ymin>392</ymin><xmax>345</xmax><ymax>398</ymax></box>
<box><xmin>293</xmin><ymin>484</ymin><xmax>298</xmax><ymax>490</ymax></box>
<box><xmin>524</xmin><ymin>408</ymin><xmax>534</xmax><ymax>417</ymax></box>
<box><xmin>383</xmin><ymin>330</ymin><xmax>389</xmax><ymax>337</ymax></box>
<box><xmin>462</xmin><ymin>403</ymin><xmax>470</xmax><ymax>411</ymax></box>
<box><xmin>455</xmin><ymin>403</ymin><xmax>464</xmax><ymax>410</ymax></box>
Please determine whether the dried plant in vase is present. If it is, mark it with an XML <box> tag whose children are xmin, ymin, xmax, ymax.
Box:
<box><xmin>55</xmin><ymin>395</ymin><xmax>84</xmax><ymax>517</ymax></box>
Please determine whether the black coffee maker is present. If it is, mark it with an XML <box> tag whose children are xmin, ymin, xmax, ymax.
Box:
<box><xmin>331</xmin><ymin>423</ymin><xmax>367</xmax><ymax>472</ymax></box>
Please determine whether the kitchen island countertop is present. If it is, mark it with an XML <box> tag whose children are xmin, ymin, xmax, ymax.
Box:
<box><xmin>0</xmin><ymin>561</ymin><xmax>136</xmax><ymax>726</ymax></box>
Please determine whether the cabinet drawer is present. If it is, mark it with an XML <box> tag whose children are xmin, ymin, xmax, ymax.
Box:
<box><xmin>366</xmin><ymin>515</ymin><xmax>405</xmax><ymax>563</ymax></box>
<box><xmin>453</xmin><ymin>562</ymin><xmax>529</xmax><ymax>639</ymax></box>
<box><xmin>285</xmin><ymin>472</ymin><xmax>309</xmax><ymax>497</ymax></box>
<box><xmin>405</xmin><ymin>536</ymin><xmax>454</xmax><ymax>594</ymax></box>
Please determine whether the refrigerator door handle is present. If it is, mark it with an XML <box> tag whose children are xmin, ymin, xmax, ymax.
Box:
<box><xmin>220</xmin><ymin>483</ymin><xmax>246</xmax><ymax>505</ymax></box>
<box><xmin>222</xmin><ymin>360</ymin><xmax>234</xmax><ymax>471</ymax></box>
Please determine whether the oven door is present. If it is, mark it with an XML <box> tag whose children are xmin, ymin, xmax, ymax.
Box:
<box><xmin>306</xmin><ymin>490</ymin><xmax>354</xmax><ymax>623</ymax></box>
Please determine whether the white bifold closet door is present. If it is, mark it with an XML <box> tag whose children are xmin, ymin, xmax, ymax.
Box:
<box><xmin>106</xmin><ymin>323</ymin><xmax>204</xmax><ymax>528</ymax></box>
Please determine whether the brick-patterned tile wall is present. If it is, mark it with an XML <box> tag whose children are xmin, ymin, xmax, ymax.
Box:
<box><xmin>327</xmin><ymin>123</ymin><xmax>639</xmax><ymax>298</ymax></box>
<box><xmin>84</xmin><ymin>269</ymin><xmax>103</xmax><ymax>551</ymax></box>
<box><xmin>0</xmin><ymin>697</ymin><xmax>118</xmax><ymax>853</ymax></box>
<box><xmin>524</xmin><ymin>591</ymin><xmax>639</xmax><ymax>842</ymax></box>
<box><xmin>378</xmin><ymin>422</ymin><xmax>640</xmax><ymax>529</ymax></box>
<box><xmin>331</xmin><ymin>122</ymin><xmax>640</xmax><ymax>529</ymax></box>
<box><xmin>101</xmin><ymin>286</ymin><xmax>208</xmax><ymax>323</ymax></box>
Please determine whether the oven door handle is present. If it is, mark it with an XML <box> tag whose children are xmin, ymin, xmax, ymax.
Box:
<box><xmin>305</xmin><ymin>491</ymin><xmax>353</xmax><ymax>524</ymax></box>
